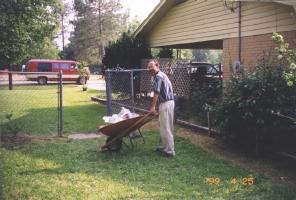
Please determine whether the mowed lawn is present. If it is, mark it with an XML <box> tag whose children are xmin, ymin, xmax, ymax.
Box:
<box><xmin>0</xmin><ymin>85</ymin><xmax>106</xmax><ymax>135</ymax></box>
<box><xmin>1</xmin><ymin>134</ymin><xmax>296</xmax><ymax>200</ymax></box>
<box><xmin>0</xmin><ymin>85</ymin><xmax>296</xmax><ymax>199</ymax></box>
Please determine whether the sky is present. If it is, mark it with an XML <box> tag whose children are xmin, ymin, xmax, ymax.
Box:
<box><xmin>55</xmin><ymin>0</ymin><xmax>160</xmax><ymax>49</ymax></box>
<box><xmin>121</xmin><ymin>0</ymin><xmax>160</xmax><ymax>22</ymax></box>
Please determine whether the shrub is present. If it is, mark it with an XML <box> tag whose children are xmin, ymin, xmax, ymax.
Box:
<box><xmin>189</xmin><ymin>77</ymin><xmax>222</xmax><ymax>125</ymax></box>
<box><xmin>214</xmin><ymin>65</ymin><xmax>296</xmax><ymax>136</ymax></box>
<box><xmin>272</xmin><ymin>32</ymin><xmax>296</xmax><ymax>86</ymax></box>
<box><xmin>102</xmin><ymin>32</ymin><xmax>151</xmax><ymax>70</ymax></box>
<box><xmin>214</xmin><ymin>33</ymin><xmax>296</xmax><ymax>148</ymax></box>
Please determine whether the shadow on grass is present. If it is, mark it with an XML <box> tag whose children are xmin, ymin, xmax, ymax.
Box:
<box><xmin>0</xmin><ymin>104</ymin><xmax>106</xmax><ymax>135</ymax></box>
<box><xmin>1</xmin><ymin>133</ymin><xmax>296</xmax><ymax>200</ymax></box>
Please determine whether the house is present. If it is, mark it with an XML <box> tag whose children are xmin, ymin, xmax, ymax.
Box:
<box><xmin>135</xmin><ymin>0</ymin><xmax>296</xmax><ymax>79</ymax></box>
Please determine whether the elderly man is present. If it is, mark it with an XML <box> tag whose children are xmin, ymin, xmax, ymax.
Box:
<box><xmin>148</xmin><ymin>60</ymin><xmax>175</xmax><ymax>157</ymax></box>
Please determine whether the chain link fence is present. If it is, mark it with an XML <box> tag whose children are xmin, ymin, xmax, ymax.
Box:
<box><xmin>105</xmin><ymin>62</ymin><xmax>223</xmax><ymax>128</ymax></box>
<box><xmin>0</xmin><ymin>71</ymin><xmax>63</xmax><ymax>136</ymax></box>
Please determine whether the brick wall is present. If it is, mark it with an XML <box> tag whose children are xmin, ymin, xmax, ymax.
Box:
<box><xmin>223</xmin><ymin>30</ymin><xmax>296</xmax><ymax>80</ymax></box>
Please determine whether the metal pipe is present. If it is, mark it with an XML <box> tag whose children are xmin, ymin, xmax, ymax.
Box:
<box><xmin>207</xmin><ymin>111</ymin><xmax>212</xmax><ymax>136</ymax></box>
<box><xmin>58</xmin><ymin>71</ymin><xmax>63</xmax><ymax>137</ymax></box>
<box><xmin>106</xmin><ymin>70</ymin><xmax>112</xmax><ymax>116</ymax></box>
<box><xmin>238</xmin><ymin>1</ymin><xmax>242</xmax><ymax>63</ymax></box>
<box><xmin>130</xmin><ymin>71</ymin><xmax>135</xmax><ymax>113</ymax></box>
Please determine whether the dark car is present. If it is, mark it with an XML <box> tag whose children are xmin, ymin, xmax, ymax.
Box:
<box><xmin>190</xmin><ymin>62</ymin><xmax>223</xmax><ymax>79</ymax></box>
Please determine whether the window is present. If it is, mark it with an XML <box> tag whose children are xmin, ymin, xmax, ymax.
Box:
<box><xmin>53</xmin><ymin>63</ymin><xmax>59</xmax><ymax>69</ymax></box>
<box><xmin>37</xmin><ymin>63</ymin><xmax>52</xmax><ymax>72</ymax></box>
<box><xmin>60</xmin><ymin>63</ymin><xmax>69</xmax><ymax>70</ymax></box>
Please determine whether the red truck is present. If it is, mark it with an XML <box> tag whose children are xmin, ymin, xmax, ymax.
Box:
<box><xmin>25</xmin><ymin>59</ymin><xmax>89</xmax><ymax>84</ymax></box>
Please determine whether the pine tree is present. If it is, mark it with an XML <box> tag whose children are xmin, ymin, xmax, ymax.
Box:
<box><xmin>68</xmin><ymin>0</ymin><xmax>128</xmax><ymax>65</ymax></box>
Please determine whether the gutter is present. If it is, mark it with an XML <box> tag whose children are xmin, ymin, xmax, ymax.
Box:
<box><xmin>238</xmin><ymin>1</ymin><xmax>242</xmax><ymax>63</ymax></box>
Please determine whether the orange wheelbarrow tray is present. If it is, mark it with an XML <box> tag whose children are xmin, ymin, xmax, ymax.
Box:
<box><xmin>99</xmin><ymin>113</ymin><xmax>156</xmax><ymax>151</ymax></box>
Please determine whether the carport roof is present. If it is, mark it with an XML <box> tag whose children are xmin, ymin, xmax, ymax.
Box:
<box><xmin>135</xmin><ymin>0</ymin><xmax>296</xmax><ymax>37</ymax></box>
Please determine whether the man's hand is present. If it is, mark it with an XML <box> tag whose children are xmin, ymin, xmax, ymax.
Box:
<box><xmin>150</xmin><ymin>92</ymin><xmax>159</xmax><ymax>115</ymax></box>
<box><xmin>149</xmin><ymin>107</ymin><xmax>157</xmax><ymax>114</ymax></box>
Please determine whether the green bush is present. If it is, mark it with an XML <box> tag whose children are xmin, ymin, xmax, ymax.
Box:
<box><xmin>189</xmin><ymin>78</ymin><xmax>222</xmax><ymax>125</ymax></box>
<box><xmin>213</xmin><ymin>33</ymin><xmax>296</xmax><ymax>146</ymax></box>
<box><xmin>102</xmin><ymin>32</ymin><xmax>151</xmax><ymax>70</ymax></box>
<box><xmin>176</xmin><ymin>73</ymin><xmax>222</xmax><ymax>126</ymax></box>
<box><xmin>214</xmin><ymin>64</ymin><xmax>296</xmax><ymax>138</ymax></box>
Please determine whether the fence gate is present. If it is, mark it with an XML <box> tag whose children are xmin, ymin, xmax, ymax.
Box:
<box><xmin>0</xmin><ymin>71</ymin><xmax>63</xmax><ymax>137</ymax></box>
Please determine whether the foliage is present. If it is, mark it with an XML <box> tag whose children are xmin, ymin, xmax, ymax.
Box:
<box><xmin>102</xmin><ymin>32</ymin><xmax>151</xmax><ymax>69</ymax></box>
<box><xmin>63</xmin><ymin>43</ymin><xmax>76</xmax><ymax>60</ymax></box>
<box><xmin>178</xmin><ymin>74</ymin><xmax>222</xmax><ymax>125</ymax></box>
<box><xmin>272</xmin><ymin>32</ymin><xmax>296</xmax><ymax>87</ymax></box>
<box><xmin>214</xmin><ymin>64</ymin><xmax>296</xmax><ymax>138</ymax></box>
<box><xmin>0</xmin><ymin>0</ymin><xmax>62</xmax><ymax>69</ymax></box>
<box><xmin>151</xmin><ymin>49</ymin><xmax>222</xmax><ymax>63</ymax></box>
<box><xmin>28</xmin><ymin>38</ymin><xmax>61</xmax><ymax>60</ymax></box>
<box><xmin>67</xmin><ymin>0</ymin><xmax>128</xmax><ymax>65</ymax></box>
<box><xmin>208</xmin><ymin>50</ymin><xmax>223</xmax><ymax>64</ymax></box>
<box><xmin>192</xmin><ymin>49</ymin><xmax>209</xmax><ymax>62</ymax></box>
<box><xmin>213</xmin><ymin>33</ymin><xmax>296</xmax><ymax>141</ymax></box>
<box><xmin>191</xmin><ymin>49</ymin><xmax>223</xmax><ymax>64</ymax></box>
<box><xmin>158</xmin><ymin>48</ymin><xmax>173</xmax><ymax>58</ymax></box>
<box><xmin>1</xmin><ymin>112</ymin><xmax>22</xmax><ymax>137</ymax></box>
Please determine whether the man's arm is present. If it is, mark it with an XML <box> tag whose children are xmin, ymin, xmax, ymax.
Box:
<box><xmin>150</xmin><ymin>93</ymin><xmax>159</xmax><ymax>113</ymax></box>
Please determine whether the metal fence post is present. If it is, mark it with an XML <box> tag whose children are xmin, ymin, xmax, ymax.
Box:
<box><xmin>106</xmin><ymin>70</ymin><xmax>112</xmax><ymax>116</ymax></box>
<box><xmin>130</xmin><ymin>71</ymin><xmax>135</xmax><ymax>113</ymax></box>
<box><xmin>8</xmin><ymin>72</ymin><xmax>13</xmax><ymax>90</ymax></box>
<box><xmin>207</xmin><ymin>111</ymin><xmax>212</xmax><ymax>136</ymax></box>
<box><xmin>58</xmin><ymin>71</ymin><xmax>63</xmax><ymax>137</ymax></box>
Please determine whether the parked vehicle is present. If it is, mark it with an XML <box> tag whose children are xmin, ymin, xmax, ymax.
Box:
<box><xmin>190</xmin><ymin>62</ymin><xmax>223</xmax><ymax>79</ymax></box>
<box><xmin>25</xmin><ymin>59</ymin><xmax>89</xmax><ymax>85</ymax></box>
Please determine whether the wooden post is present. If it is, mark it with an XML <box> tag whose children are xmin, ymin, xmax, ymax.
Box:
<box><xmin>8</xmin><ymin>72</ymin><xmax>13</xmax><ymax>90</ymax></box>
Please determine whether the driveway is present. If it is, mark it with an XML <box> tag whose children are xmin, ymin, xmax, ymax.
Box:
<box><xmin>86</xmin><ymin>75</ymin><xmax>106</xmax><ymax>90</ymax></box>
<box><xmin>0</xmin><ymin>74</ymin><xmax>106</xmax><ymax>90</ymax></box>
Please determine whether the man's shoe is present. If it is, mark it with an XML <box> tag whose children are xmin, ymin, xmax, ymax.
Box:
<box><xmin>163</xmin><ymin>152</ymin><xmax>175</xmax><ymax>157</ymax></box>
<box><xmin>155</xmin><ymin>147</ymin><xmax>164</xmax><ymax>154</ymax></box>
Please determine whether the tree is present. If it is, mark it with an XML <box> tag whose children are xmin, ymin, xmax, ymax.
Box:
<box><xmin>102</xmin><ymin>32</ymin><xmax>151</xmax><ymax>69</ymax></box>
<box><xmin>207</xmin><ymin>50</ymin><xmax>223</xmax><ymax>64</ymax></box>
<box><xmin>158</xmin><ymin>48</ymin><xmax>173</xmax><ymax>58</ymax></box>
<box><xmin>68</xmin><ymin>0</ymin><xmax>128</xmax><ymax>65</ymax></box>
<box><xmin>29</xmin><ymin>38</ymin><xmax>60</xmax><ymax>60</ymax></box>
<box><xmin>192</xmin><ymin>49</ymin><xmax>209</xmax><ymax>62</ymax></box>
<box><xmin>57</xmin><ymin>2</ymin><xmax>73</xmax><ymax>58</ymax></box>
<box><xmin>0</xmin><ymin>0</ymin><xmax>62</xmax><ymax>69</ymax></box>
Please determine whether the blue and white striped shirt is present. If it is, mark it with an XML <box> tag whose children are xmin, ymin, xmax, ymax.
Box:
<box><xmin>153</xmin><ymin>71</ymin><xmax>174</xmax><ymax>103</ymax></box>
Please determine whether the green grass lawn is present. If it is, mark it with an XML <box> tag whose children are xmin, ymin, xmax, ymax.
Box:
<box><xmin>1</xmin><ymin>133</ymin><xmax>295</xmax><ymax>200</ymax></box>
<box><xmin>1</xmin><ymin>84</ymin><xmax>295</xmax><ymax>199</ymax></box>
<box><xmin>0</xmin><ymin>85</ymin><xmax>106</xmax><ymax>135</ymax></box>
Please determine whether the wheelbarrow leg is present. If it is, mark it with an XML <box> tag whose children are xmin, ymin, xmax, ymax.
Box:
<box><xmin>129</xmin><ymin>137</ymin><xmax>135</xmax><ymax>149</ymax></box>
<box><xmin>138</xmin><ymin>128</ymin><xmax>145</xmax><ymax>144</ymax></box>
<box><xmin>123</xmin><ymin>139</ymin><xmax>132</xmax><ymax>149</ymax></box>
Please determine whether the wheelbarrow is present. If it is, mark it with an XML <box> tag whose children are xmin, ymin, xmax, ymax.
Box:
<box><xmin>99</xmin><ymin>112</ymin><xmax>156</xmax><ymax>152</ymax></box>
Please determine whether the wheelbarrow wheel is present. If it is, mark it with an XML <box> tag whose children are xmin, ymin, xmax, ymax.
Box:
<box><xmin>101</xmin><ymin>136</ymin><xmax>122</xmax><ymax>152</ymax></box>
